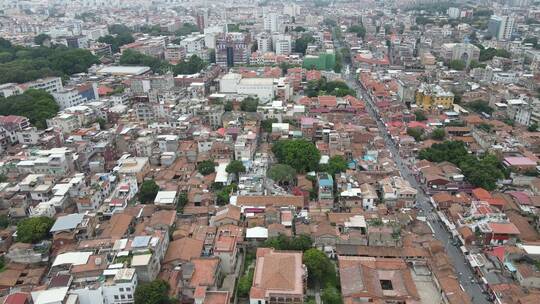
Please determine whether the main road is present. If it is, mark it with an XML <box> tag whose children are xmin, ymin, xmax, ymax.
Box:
<box><xmin>343</xmin><ymin>70</ymin><xmax>490</xmax><ymax>304</ymax></box>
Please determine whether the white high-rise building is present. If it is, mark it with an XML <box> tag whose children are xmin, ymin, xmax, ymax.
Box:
<box><xmin>263</xmin><ymin>12</ymin><xmax>280</xmax><ymax>33</ymax></box>
<box><xmin>257</xmin><ymin>33</ymin><xmax>272</xmax><ymax>53</ymax></box>
<box><xmin>488</xmin><ymin>15</ymin><xmax>515</xmax><ymax>40</ymax></box>
<box><xmin>272</xmin><ymin>34</ymin><xmax>292</xmax><ymax>55</ymax></box>
<box><xmin>283</xmin><ymin>3</ymin><xmax>301</xmax><ymax>17</ymax></box>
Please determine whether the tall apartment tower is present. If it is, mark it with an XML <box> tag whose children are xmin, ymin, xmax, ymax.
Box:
<box><xmin>488</xmin><ymin>15</ymin><xmax>515</xmax><ymax>40</ymax></box>
<box><xmin>263</xmin><ymin>12</ymin><xmax>280</xmax><ymax>33</ymax></box>
<box><xmin>216</xmin><ymin>33</ymin><xmax>251</xmax><ymax>67</ymax></box>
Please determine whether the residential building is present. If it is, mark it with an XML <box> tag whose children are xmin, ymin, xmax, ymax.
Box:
<box><xmin>249</xmin><ymin>248</ymin><xmax>306</xmax><ymax>304</ymax></box>
<box><xmin>488</xmin><ymin>15</ymin><xmax>515</xmax><ymax>40</ymax></box>
<box><xmin>415</xmin><ymin>83</ymin><xmax>454</xmax><ymax>110</ymax></box>
<box><xmin>216</xmin><ymin>33</ymin><xmax>250</xmax><ymax>67</ymax></box>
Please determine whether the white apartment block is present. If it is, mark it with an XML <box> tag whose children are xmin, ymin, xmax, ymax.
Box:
<box><xmin>24</xmin><ymin>77</ymin><xmax>63</xmax><ymax>94</ymax></box>
<box><xmin>180</xmin><ymin>34</ymin><xmax>206</xmax><ymax>58</ymax></box>
<box><xmin>263</xmin><ymin>12</ymin><xmax>281</xmax><ymax>33</ymax></box>
<box><xmin>272</xmin><ymin>34</ymin><xmax>292</xmax><ymax>55</ymax></box>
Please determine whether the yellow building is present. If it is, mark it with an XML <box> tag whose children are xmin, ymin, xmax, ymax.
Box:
<box><xmin>415</xmin><ymin>84</ymin><xmax>454</xmax><ymax>110</ymax></box>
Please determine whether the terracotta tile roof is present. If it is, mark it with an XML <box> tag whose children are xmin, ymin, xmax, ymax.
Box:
<box><xmin>236</xmin><ymin>195</ymin><xmax>304</xmax><ymax>208</ymax></box>
<box><xmin>489</xmin><ymin>222</ymin><xmax>520</xmax><ymax>235</ymax></box>
<box><xmin>100</xmin><ymin>213</ymin><xmax>133</xmax><ymax>239</ymax></box>
<box><xmin>163</xmin><ymin>237</ymin><xmax>203</xmax><ymax>264</ymax></box>
<box><xmin>189</xmin><ymin>257</ymin><xmax>220</xmax><ymax>288</ymax></box>
<box><xmin>250</xmin><ymin>248</ymin><xmax>304</xmax><ymax>299</ymax></box>
<box><xmin>338</xmin><ymin>256</ymin><xmax>420</xmax><ymax>301</ymax></box>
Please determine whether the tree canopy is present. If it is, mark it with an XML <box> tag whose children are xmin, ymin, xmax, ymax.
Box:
<box><xmin>478</xmin><ymin>47</ymin><xmax>511</xmax><ymax>61</ymax></box>
<box><xmin>467</xmin><ymin>100</ymin><xmax>493</xmax><ymax>115</ymax></box>
<box><xmin>138</xmin><ymin>180</ymin><xmax>160</xmax><ymax>203</ymax></box>
<box><xmin>448</xmin><ymin>59</ymin><xmax>466</xmax><ymax>70</ymax></box>
<box><xmin>414</xmin><ymin>110</ymin><xmax>427</xmax><ymax>121</ymax></box>
<box><xmin>303</xmin><ymin>248</ymin><xmax>337</xmax><ymax>287</ymax></box>
<box><xmin>267</xmin><ymin>164</ymin><xmax>297</xmax><ymax>184</ymax></box>
<box><xmin>34</xmin><ymin>34</ymin><xmax>51</xmax><ymax>46</ymax></box>
<box><xmin>321</xmin><ymin>155</ymin><xmax>348</xmax><ymax>176</ymax></box>
<box><xmin>0</xmin><ymin>89</ymin><xmax>59</xmax><ymax>129</ymax></box>
<box><xmin>0</xmin><ymin>38</ymin><xmax>98</xmax><ymax>84</ymax></box>
<box><xmin>418</xmin><ymin>141</ymin><xmax>506</xmax><ymax>190</ymax></box>
<box><xmin>431</xmin><ymin>128</ymin><xmax>446</xmax><ymax>140</ymax></box>
<box><xmin>406</xmin><ymin>127</ymin><xmax>424</xmax><ymax>142</ymax></box>
<box><xmin>348</xmin><ymin>25</ymin><xmax>366</xmax><ymax>39</ymax></box>
<box><xmin>172</xmin><ymin>55</ymin><xmax>207</xmax><ymax>75</ymax></box>
<box><xmin>16</xmin><ymin>216</ymin><xmax>54</xmax><ymax>243</ymax></box>
<box><xmin>198</xmin><ymin>160</ymin><xmax>217</xmax><ymax>176</ymax></box>
<box><xmin>98</xmin><ymin>33</ymin><xmax>134</xmax><ymax>53</ymax></box>
<box><xmin>294</xmin><ymin>34</ymin><xmax>315</xmax><ymax>55</ymax></box>
<box><xmin>119</xmin><ymin>49</ymin><xmax>168</xmax><ymax>73</ymax></box>
<box><xmin>263</xmin><ymin>234</ymin><xmax>313</xmax><ymax>251</ymax></box>
<box><xmin>306</xmin><ymin>78</ymin><xmax>356</xmax><ymax>98</ymax></box>
<box><xmin>134</xmin><ymin>280</ymin><xmax>171</xmax><ymax>304</ymax></box>
<box><xmin>226</xmin><ymin>160</ymin><xmax>246</xmax><ymax>177</ymax></box>
<box><xmin>272</xmin><ymin>139</ymin><xmax>321</xmax><ymax>173</ymax></box>
<box><xmin>240</xmin><ymin>97</ymin><xmax>259</xmax><ymax>112</ymax></box>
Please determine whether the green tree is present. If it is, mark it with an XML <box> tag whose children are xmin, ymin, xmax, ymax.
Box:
<box><xmin>528</xmin><ymin>123</ymin><xmax>538</xmax><ymax>132</ymax></box>
<box><xmin>134</xmin><ymin>280</ymin><xmax>171</xmax><ymax>304</ymax></box>
<box><xmin>198</xmin><ymin>160</ymin><xmax>217</xmax><ymax>176</ymax></box>
<box><xmin>431</xmin><ymin>128</ymin><xmax>446</xmax><ymax>140</ymax></box>
<box><xmin>138</xmin><ymin>180</ymin><xmax>160</xmax><ymax>203</ymax></box>
<box><xmin>467</xmin><ymin>100</ymin><xmax>493</xmax><ymax>115</ymax></box>
<box><xmin>224</xmin><ymin>101</ymin><xmax>233</xmax><ymax>111</ymax></box>
<box><xmin>469</xmin><ymin>60</ymin><xmax>486</xmax><ymax>69</ymax></box>
<box><xmin>173</xmin><ymin>55</ymin><xmax>207</xmax><ymax>75</ymax></box>
<box><xmin>216</xmin><ymin>183</ymin><xmax>237</xmax><ymax>205</ymax></box>
<box><xmin>261</xmin><ymin>118</ymin><xmax>278</xmax><ymax>132</ymax></box>
<box><xmin>177</xmin><ymin>191</ymin><xmax>188</xmax><ymax>213</ymax></box>
<box><xmin>175</xmin><ymin>23</ymin><xmax>199</xmax><ymax>36</ymax></box>
<box><xmin>0</xmin><ymin>214</ymin><xmax>9</xmax><ymax>229</ymax></box>
<box><xmin>414</xmin><ymin>110</ymin><xmax>427</xmax><ymax>121</ymax></box>
<box><xmin>348</xmin><ymin>25</ymin><xmax>366</xmax><ymax>39</ymax></box>
<box><xmin>240</xmin><ymin>97</ymin><xmax>259</xmax><ymax>112</ymax></box>
<box><xmin>98</xmin><ymin>33</ymin><xmax>135</xmax><ymax>53</ymax></box>
<box><xmin>16</xmin><ymin>217</ymin><xmax>54</xmax><ymax>243</ymax></box>
<box><xmin>0</xmin><ymin>89</ymin><xmax>59</xmax><ymax>129</ymax></box>
<box><xmin>321</xmin><ymin>285</ymin><xmax>343</xmax><ymax>304</ymax></box>
<box><xmin>418</xmin><ymin>141</ymin><xmax>506</xmax><ymax>190</ymax></box>
<box><xmin>407</xmin><ymin>127</ymin><xmax>424</xmax><ymax>141</ymax></box>
<box><xmin>448</xmin><ymin>59</ymin><xmax>466</xmax><ymax>70</ymax></box>
<box><xmin>267</xmin><ymin>164</ymin><xmax>297</xmax><ymax>185</ymax></box>
<box><xmin>34</xmin><ymin>33</ymin><xmax>51</xmax><ymax>46</ymax></box>
<box><xmin>226</xmin><ymin>160</ymin><xmax>246</xmax><ymax>178</ymax></box>
<box><xmin>109</xmin><ymin>24</ymin><xmax>132</xmax><ymax>36</ymax></box>
<box><xmin>303</xmin><ymin>248</ymin><xmax>336</xmax><ymax>287</ymax></box>
<box><xmin>272</xmin><ymin>140</ymin><xmax>321</xmax><ymax>173</ymax></box>
<box><xmin>263</xmin><ymin>234</ymin><xmax>312</xmax><ymax>251</ymax></box>
<box><xmin>321</xmin><ymin>155</ymin><xmax>348</xmax><ymax>176</ymax></box>
<box><xmin>237</xmin><ymin>268</ymin><xmax>254</xmax><ymax>298</ymax></box>
<box><xmin>120</xmin><ymin>49</ymin><xmax>168</xmax><ymax>73</ymax></box>
<box><xmin>294</xmin><ymin>34</ymin><xmax>315</xmax><ymax>54</ymax></box>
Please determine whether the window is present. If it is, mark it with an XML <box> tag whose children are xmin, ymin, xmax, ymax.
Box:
<box><xmin>128</xmin><ymin>295</ymin><xmax>132</xmax><ymax>299</ymax></box>
<box><xmin>126</xmin><ymin>287</ymin><xmax>131</xmax><ymax>292</ymax></box>
<box><xmin>119</xmin><ymin>288</ymin><xmax>124</xmax><ymax>292</ymax></box>
<box><xmin>121</xmin><ymin>295</ymin><xmax>125</xmax><ymax>299</ymax></box>
<box><xmin>114</xmin><ymin>296</ymin><xmax>119</xmax><ymax>300</ymax></box>
<box><xmin>380</xmin><ymin>279</ymin><xmax>393</xmax><ymax>290</ymax></box>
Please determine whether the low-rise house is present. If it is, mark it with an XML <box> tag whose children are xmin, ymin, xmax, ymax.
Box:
<box><xmin>163</xmin><ymin>237</ymin><xmax>203</xmax><ymax>266</ymax></box>
<box><xmin>338</xmin><ymin>256</ymin><xmax>421</xmax><ymax>303</ymax></box>
<box><xmin>213</xmin><ymin>224</ymin><xmax>242</xmax><ymax>273</ymax></box>
<box><xmin>249</xmin><ymin>248</ymin><xmax>306</xmax><ymax>304</ymax></box>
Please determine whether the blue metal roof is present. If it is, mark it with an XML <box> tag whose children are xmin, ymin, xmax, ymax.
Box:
<box><xmin>50</xmin><ymin>213</ymin><xmax>85</xmax><ymax>232</ymax></box>
<box><xmin>132</xmin><ymin>236</ymin><xmax>151</xmax><ymax>248</ymax></box>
